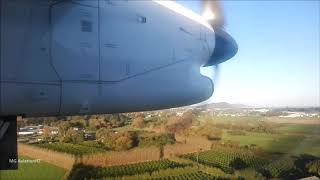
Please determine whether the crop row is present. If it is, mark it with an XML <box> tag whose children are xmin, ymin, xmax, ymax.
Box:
<box><xmin>35</xmin><ymin>142</ymin><xmax>104</xmax><ymax>155</ymax></box>
<box><xmin>149</xmin><ymin>171</ymin><xmax>229</xmax><ymax>180</ymax></box>
<box><xmin>259</xmin><ymin>158</ymin><xmax>294</xmax><ymax>178</ymax></box>
<box><xmin>68</xmin><ymin>159</ymin><xmax>191</xmax><ymax>179</ymax></box>
<box><xmin>181</xmin><ymin>148</ymin><xmax>268</xmax><ymax>173</ymax></box>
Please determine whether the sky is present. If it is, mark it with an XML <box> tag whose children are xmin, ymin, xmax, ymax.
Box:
<box><xmin>177</xmin><ymin>0</ymin><xmax>320</xmax><ymax>107</ymax></box>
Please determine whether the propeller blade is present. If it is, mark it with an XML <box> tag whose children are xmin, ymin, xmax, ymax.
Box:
<box><xmin>201</xmin><ymin>0</ymin><xmax>225</xmax><ymax>28</ymax></box>
<box><xmin>213</xmin><ymin>64</ymin><xmax>220</xmax><ymax>85</ymax></box>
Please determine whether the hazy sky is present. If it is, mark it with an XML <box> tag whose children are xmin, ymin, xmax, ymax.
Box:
<box><xmin>178</xmin><ymin>0</ymin><xmax>320</xmax><ymax>107</ymax></box>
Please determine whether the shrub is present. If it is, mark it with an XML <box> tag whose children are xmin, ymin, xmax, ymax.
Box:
<box><xmin>307</xmin><ymin>160</ymin><xmax>320</xmax><ymax>176</ymax></box>
<box><xmin>96</xmin><ymin>130</ymin><xmax>136</xmax><ymax>151</ymax></box>
<box><xmin>227</xmin><ymin>130</ymin><xmax>246</xmax><ymax>136</ymax></box>
<box><xmin>60</xmin><ymin>129</ymin><xmax>84</xmax><ymax>143</ymax></box>
<box><xmin>35</xmin><ymin>142</ymin><xmax>104</xmax><ymax>155</ymax></box>
<box><xmin>230</xmin><ymin>158</ymin><xmax>248</xmax><ymax>170</ymax></box>
<box><xmin>68</xmin><ymin>159</ymin><xmax>191</xmax><ymax>179</ymax></box>
<box><xmin>138</xmin><ymin>133</ymin><xmax>175</xmax><ymax>147</ymax></box>
<box><xmin>181</xmin><ymin>146</ymin><xmax>268</xmax><ymax>174</ymax></box>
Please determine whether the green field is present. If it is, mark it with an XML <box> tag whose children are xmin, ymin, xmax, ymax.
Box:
<box><xmin>260</xmin><ymin>157</ymin><xmax>295</xmax><ymax>178</ymax></box>
<box><xmin>35</xmin><ymin>142</ymin><xmax>105</xmax><ymax>155</ymax></box>
<box><xmin>276</xmin><ymin>123</ymin><xmax>320</xmax><ymax>134</ymax></box>
<box><xmin>0</xmin><ymin>156</ymin><xmax>66</xmax><ymax>180</ymax></box>
<box><xmin>222</xmin><ymin>129</ymin><xmax>320</xmax><ymax>157</ymax></box>
<box><xmin>68</xmin><ymin>159</ymin><xmax>191</xmax><ymax>179</ymax></box>
<box><xmin>137</xmin><ymin>170</ymin><xmax>225</xmax><ymax>180</ymax></box>
<box><xmin>14</xmin><ymin>115</ymin><xmax>320</xmax><ymax>179</ymax></box>
<box><xmin>181</xmin><ymin>147</ymin><xmax>268</xmax><ymax>173</ymax></box>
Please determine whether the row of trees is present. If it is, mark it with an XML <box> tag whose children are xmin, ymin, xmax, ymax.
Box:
<box><xmin>38</xmin><ymin>110</ymin><xmax>227</xmax><ymax>150</ymax></box>
<box><xmin>95</xmin><ymin>129</ymin><xmax>176</xmax><ymax>151</ymax></box>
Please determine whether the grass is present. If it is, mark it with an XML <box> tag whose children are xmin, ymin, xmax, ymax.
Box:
<box><xmin>260</xmin><ymin>157</ymin><xmax>295</xmax><ymax>178</ymax></box>
<box><xmin>222</xmin><ymin>131</ymin><xmax>320</xmax><ymax>157</ymax></box>
<box><xmin>0</xmin><ymin>156</ymin><xmax>66</xmax><ymax>180</ymax></box>
<box><xmin>13</xmin><ymin>117</ymin><xmax>320</xmax><ymax>179</ymax></box>
<box><xmin>68</xmin><ymin>159</ymin><xmax>191</xmax><ymax>179</ymax></box>
<box><xmin>35</xmin><ymin>142</ymin><xmax>105</xmax><ymax>155</ymax></box>
<box><xmin>181</xmin><ymin>147</ymin><xmax>268</xmax><ymax>173</ymax></box>
<box><xmin>276</xmin><ymin>123</ymin><xmax>320</xmax><ymax>134</ymax></box>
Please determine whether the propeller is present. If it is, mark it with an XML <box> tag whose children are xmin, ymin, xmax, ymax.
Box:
<box><xmin>201</xmin><ymin>0</ymin><xmax>225</xmax><ymax>28</ymax></box>
<box><xmin>204</xmin><ymin>63</ymin><xmax>220</xmax><ymax>87</ymax></box>
<box><xmin>201</xmin><ymin>0</ymin><xmax>225</xmax><ymax>85</ymax></box>
<box><xmin>200</xmin><ymin>0</ymin><xmax>238</xmax><ymax>88</ymax></box>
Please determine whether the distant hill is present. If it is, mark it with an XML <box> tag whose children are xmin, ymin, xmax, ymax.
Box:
<box><xmin>197</xmin><ymin>102</ymin><xmax>250</xmax><ymax>109</ymax></box>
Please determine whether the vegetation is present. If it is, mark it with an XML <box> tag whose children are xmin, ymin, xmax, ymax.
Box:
<box><xmin>17</xmin><ymin>110</ymin><xmax>320</xmax><ymax>179</ymax></box>
<box><xmin>117</xmin><ymin>167</ymin><xmax>229</xmax><ymax>180</ymax></box>
<box><xmin>259</xmin><ymin>157</ymin><xmax>294</xmax><ymax>178</ymax></box>
<box><xmin>131</xmin><ymin>113</ymin><xmax>146</xmax><ymax>128</ymax></box>
<box><xmin>276</xmin><ymin>124</ymin><xmax>319</xmax><ymax>134</ymax></box>
<box><xmin>138</xmin><ymin>132</ymin><xmax>175</xmax><ymax>147</ymax></box>
<box><xmin>181</xmin><ymin>146</ymin><xmax>268</xmax><ymax>173</ymax></box>
<box><xmin>222</xmin><ymin>131</ymin><xmax>320</xmax><ymax>156</ymax></box>
<box><xmin>68</xmin><ymin>159</ymin><xmax>191</xmax><ymax>179</ymax></box>
<box><xmin>147</xmin><ymin>171</ymin><xmax>228</xmax><ymax>180</ymax></box>
<box><xmin>88</xmin><ymin>114</ymin><xmax>129</xmax><ymax>130</ymax></box>
<box><xmin>307</xmin><ymin>159</ymin><xmax>320</xmax><ymax>176</ymax></box>
<box><xmin>35</xmin><ymin>142</ymin><xmax>104</xmax><ymax>155</ymax></box>
<box><xmin>0</xmin><ymin>156</ymin><xmax>66</xmax><ymax>180</ymax></box>
<box><xmin>164</xmin><ymin>111</ymin><xmax>194</xmax><ymax>136</ymax></box>
<box><xmin>96</xmin><ymin>129</ymin><xmax>136</xmax><ymax>151</ymax></box>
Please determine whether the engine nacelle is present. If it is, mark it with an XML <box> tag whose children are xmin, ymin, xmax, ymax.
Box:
<box><xmin>0</xmin><ymin>0</ymin><xmax>220</xmax><ymax>117</ymax></box>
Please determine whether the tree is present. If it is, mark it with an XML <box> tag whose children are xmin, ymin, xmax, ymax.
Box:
<box><xmin>114</xmin><ymin>132</ymin><xmax>134</xmax><ymax>151</ymax></box>
<box><xmin>96</xmin><ymin>128</ymin><xmax>110</xmax><ymax>142</ymax></box>
<box><xmin>206</xmin><ymin>130</ymin><xmax>223</xmax><ymax>141</ymax></box>
<box><xmin>88</xmin><ymin>117</ymin><xmax>108</xmax><ymax>130</ymax></box>
<box><xmin>131</xmin><ymin>117</ymin><xmax>145</xmax><ymax>128</ymax></box>
<box><xmin>43</xmin><ymin>125</ymin><xmax>53</xmax><ymax>141</ymax></box>
<box><xmin>165</xmin><ymin>111</ymin><xmax>193</xmax><ymax>137</ymax></box>
<box><xmin>109</xmin><ymin>114</ymin><xmax>125</xmax><ymax>128</ymax></box>
<box><xmin>230</xmin><ymin>158</ymin><xmax>247</xmax><ymax>170</ymax></box>
<box><xmin>307</xmin><ymin>160</ymin><xmax>320</xmax><ymax>176</ymax></box>
<box><xmin>58</xmin><ymin>121</ymin><xmax>72</xmax><ymax>140</ymax></box>
<box><xmin>138</xmin><ymin>133</ymin><xmax>175</xmax><ymax>147</ymax></box>
<box><xmin>60</xmin><ymin>129</ymin><xmax>84</xmax><ymax>143</ymax></box>
<box><xmin>96</xmin><ymin>130</ymin><xmax>135</xmax><ymax>151</ymax></box>
<box><xmin>17</xmin><ymin>116</ymin><xmax>27</xmax><ymax>129</ymax></box>
<box><xmin>69</xmin><ymin>116</ymin><xmax>87</xmax><ymax>128</ymax></box>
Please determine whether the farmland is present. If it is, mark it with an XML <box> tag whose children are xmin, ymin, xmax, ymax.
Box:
<box><xmin>68</xmin><ymin>159</ymin><xmax>191</xmax><ymax>179</ymax></box>
<box><xmin>0</xmin><ymin>156</ymin><xmax>66</xmax><ymax>180</ymax></box>
<box><xmin>260</xmin><ymin>157</ymin><xmax>295</xmax><ymax>178</ymax></box>
<box><xmin>223</xmin><ymin>130</ymin><xmax>320</xmax><ymax>156</ymax></box>
<box><xmin>181</xmin><ymin>146</ymin><xmax>268</xmax><ymax>173</ymax></box>
<box><xmin>35</xmin><ymin>142</ymin><xmax>105</xmax><ymax>155</ymax></box>
<box><xmin>14</xmin><ymin>109</ymin><xmax>320</xmax><ymax>179</ymax></box>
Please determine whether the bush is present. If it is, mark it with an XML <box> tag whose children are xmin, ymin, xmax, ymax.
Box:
<box><xmin>230</xmin><ymin>158</ymin><xmax>247</xmax><ymax>170</ymax></box>
<box><xmin>35</xmin><ymin>142</ymin><xmax>104</xmax><ymax>155</ymax></box>
<box><xmin>227</xmin><ymin>130</ymin><xmax>246</xmax><ymax>136</ymax></box>
<box><xmin>207</xmin><ymin>130</ymin><xmax>223</xmax><ymax>141</ymax></box>
<box><xmin>68</xmin><ymin>159</ymin><xmax>191</xmax><ymax>179</ymax></box>
<box><xmin>181</xmin><ymin>146</ymin><xmax>268</xmax><ymax>174</ymax></box>
<box><xmin>60</xmin><ymin>129</ymin><xmax>84</xmax><ymax>143</ymax></box>
<box><xmin>96</xmin><ymin>129</ymin><xmax>136</xmax><ymax>151</ymax></box>
<box><xmin>131</xmin><ymin>116</ymin><xmax>146</xmax><ymax>128</ymax></box>
<box><xmin>307</xmin><ymin>160</ymin><xmax>320</xmax><ymax>176</ymax></box>
<box><xmin>138</xmin><ymin>133</ymin><xmax>176</xmax><ymax>147</ymax></box>
<box><xmin>260</xmin><ymin>158</ymin><xmax>294</xmax><ymax>178</ymax></box>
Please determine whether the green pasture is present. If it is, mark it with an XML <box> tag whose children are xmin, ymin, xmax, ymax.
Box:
<box><xmin>222</xmin><ymin>131</ymin><xmax>320</xmax><ymax>157</ymax></box>
<box><xmin>0</xmin><ymin>156</ymin><xmax>66</xmax><ymax>180</ymax></box>
<box><xmin>276</xmin><ymin>123</ymin><xmax>320</xmax><ymax>134</ymax></box>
